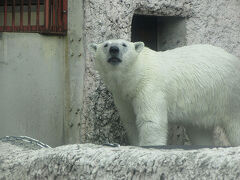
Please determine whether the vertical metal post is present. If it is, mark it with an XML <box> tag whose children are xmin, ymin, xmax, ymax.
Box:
<box><xmin>44</xmin><ymin>0</ymin><xmax>50</xmax><ymax>31</ymax></box>
<box><xmin>52</xmin><ymin>0</ymin><xmax>56</xmax><ymax>31</ymax></box>
<box><xmin>28</xmin><ymin>0</ymin><xmax>32</xmax><ymax>30</ymax></box>
<box><xmin>56</xmin><ymin>0</ymin><xmax>58</xmax><ymax>31</ymax></box>
<box><xmin>20</xmin><ymin>0</ymin><xmax>24</xmax><ymax>31</ymax></box>
<box><xmin>36</xmin><ymin>0</ymin><xmax>40</xmax><ymax>30</ymax></box>
<box><xmin>62</xmin><ymin>0</ymin><xmax>67</xmax><ymax>32</ymax></box>
<box><xmin>49</xmin><ymin>0</ymin><xmax>52</xmax><ymax>30</ymax></box>
<box><xmin>57</xmin><ymin>0</ymin><xmax>62</xmax><ymax>31</ymax></box>
<box><xmin>4</xmin><ymin>0</ymin><xmax>7</xmax><ymax>29</ymax></box>
<box><xmin>12</xmin><ymin>0</ymin><xmax>15</xmax><ymax>31</ymax></box>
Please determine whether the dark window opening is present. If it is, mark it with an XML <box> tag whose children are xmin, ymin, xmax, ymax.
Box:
<box><xmin>131</xmin><ymin>14</ymin><xmax>186</xmax><ymax>51</ymax></box>
<box><xmin>0</xmin><ymin>0</ymin><xmax>68</xmax><ymax>35</ymax></box>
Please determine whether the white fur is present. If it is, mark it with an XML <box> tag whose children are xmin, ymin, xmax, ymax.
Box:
<box><xmin>90</xmin><ymin>39</ymin><xmax>240</xmax><ymax>146</ymax></box>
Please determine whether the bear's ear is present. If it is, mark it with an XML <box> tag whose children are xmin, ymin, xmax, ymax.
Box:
<box><xmin>89</xmin><ymin>43</ymin><xmax>98</xmax><ymax>53</ymax></box>
<box><xmin>134</xmin><ymin>42</ymin><xmax>144</xmax><ymax>53</ymax></box>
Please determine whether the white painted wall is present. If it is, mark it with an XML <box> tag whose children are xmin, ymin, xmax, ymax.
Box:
<box><xmin>0</xmin><ymin>33</ymin><xmax>65</xmax><ymax>147</ymax></box>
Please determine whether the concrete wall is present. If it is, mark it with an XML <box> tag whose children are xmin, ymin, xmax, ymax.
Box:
<box><xmin>81</xmin><ymin>0</ymin><xmax>240</xmax><ymax>145</ymax></box>
<box><xmin>63</xmin><ymin>0</ymin><xmax>85</xmax><ymax>145</ymax></box>
<box><xmin>0</xmin><ymin>0</ymin><xmax>85</xmax><ymax>147</ymax></box>
<box><xmin>0</xmin><ymin>33</ymin><xmax>65</xmax><ymax>147</ymax></box>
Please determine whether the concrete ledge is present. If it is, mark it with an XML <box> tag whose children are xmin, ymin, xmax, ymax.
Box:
<box><xmin>0</xmin><ymin>142</ymin><xmax>240</xmax><ymax>179</ymax></box>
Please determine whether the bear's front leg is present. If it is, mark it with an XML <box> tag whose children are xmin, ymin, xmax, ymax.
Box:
<box><xmin>133</xmin><ymin>92</ymin><xmax>168</xmax><ymax>146</ymax></box>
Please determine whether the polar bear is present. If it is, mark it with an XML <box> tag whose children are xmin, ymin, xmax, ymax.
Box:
<box><xmin>90</xmin><ymin>39</ymin><xmax>240</xmax><ymax>146</ymax></box>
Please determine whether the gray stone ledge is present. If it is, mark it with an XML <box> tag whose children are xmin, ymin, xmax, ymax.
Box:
<box><xmin>1</xmin><ymin>142</ymin><xmax>240</xmax><ymax>179</ymax></box>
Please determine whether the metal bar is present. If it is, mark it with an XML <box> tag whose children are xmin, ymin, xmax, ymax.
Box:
<box><xmin>0</xmin><ymin>0</ymin><xmax>67</xmax><ymax>34</ymax></box>
<box><xmin>62</xmin><ymin>0</ymin><xmax>67</xmax><ymax>32</ymax></box>
<box><xmin>20</xmin><ymin>0</ymin><xmax>24</xmax><ymax>30</ymax></box>
<box><xmin>49</xmin><ymin>0</ymin><xmax>52</xmax><ymax>30</ymax></box>
<box><xmin>52</xmin><ymin>0</ymin><xmax>56</xmax><ymax>31</ymax></box>
<box><xmin>44</xmin><ymin>0</ymin><xmax>50</xmax><ymax>30</ymax></box>
<box><xmin>36</xmin><ymin>0</ymin><xmax>40</xmax><ymax>29</ymax></box>
<box><xmin>55</xmin><ymin>0</ymin><xmax>58</xmax><ymax>30</ymax></box>
<box><xmin>1</xmin><ymin>25</ymin><xmax>45</xmax><ymax>32</ymax></box>
<box><xmin>0</xmin><ymin>25</ymin><xmax>65</xmax><ymax>34</ymax></box>
<box><xmin>5</xmin><ymin>26</ymin><xmax>13</xmax><ymax>31</ymax></box>
<box><xmin>12</xmin><ymin>0</ymin><xmax>15</xmax><ymax>31</ymax></box>
<box><xmin>28</xmin><ymin>0</ymin><xmax>32</xmax><ymax>30</ymax></box>
<box><xmin>4</xmin><ymin>0</ymin><xmax>7</xmax><ymax>27</ymax></box>
<box><xmin>57</xmin><ymin>0</ymin><xmax>62</xmax><ymax>30</ymax></box>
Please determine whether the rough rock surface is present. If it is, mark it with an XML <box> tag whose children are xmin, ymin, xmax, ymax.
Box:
<box><xmin>1</xmin><ymin>141</ymin><xmax>240</xmax><ymax>179</ymax></box>
<box><xmin>81</xmin><ymin>0</ymin><xmax>240</xmax><ymax>145</ymax></box>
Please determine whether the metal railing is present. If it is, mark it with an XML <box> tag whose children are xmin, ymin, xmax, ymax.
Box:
<box><xmin>0</xmin><ymin>0</ymin><xmax>67</xmax><ymax>35</ymax></box>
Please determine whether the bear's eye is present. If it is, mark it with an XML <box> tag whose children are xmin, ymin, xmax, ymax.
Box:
<box><xmin>122</xmin><ymin>43</ymin><xmax>127</xmax><ymax>47</ymax></box>
<box><xmin>104</xmin><ymin>43</ymin><xmax>108</xmax><ymax>48</ymax></box>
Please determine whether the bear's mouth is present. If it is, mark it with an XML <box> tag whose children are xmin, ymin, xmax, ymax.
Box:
<box><xmin>107</xmin><ymin>57</ymin><xmax>122</xmax><ymax>65</ymax></box>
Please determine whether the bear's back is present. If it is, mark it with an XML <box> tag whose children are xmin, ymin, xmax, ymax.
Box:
<box><xmin>138</xmin><ymin>45</ymin><xmax>240</xmax><ymax>126</ymax></box>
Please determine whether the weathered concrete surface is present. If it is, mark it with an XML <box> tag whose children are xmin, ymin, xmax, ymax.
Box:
<box><xmin>81</xmin><ymin>0</ymin><xmax>240</xmax><ymax>145</ymax></box>
<box><xmin>63</xmin><ymin>0</ymin><xmax>85</xmax><ymax>145</ymax></box>
<box><xmin>1</xmin><ymin>141</ymin><xmax>240</xmax><ymax>179</ymax></box>
<box><xmin>0</xmin><ymin>33</ymin><xmax>65</xmax><ymax>147</ymax></box>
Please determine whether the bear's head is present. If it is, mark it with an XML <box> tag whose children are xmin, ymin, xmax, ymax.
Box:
<box><xmin>89</xmin><ymin>39</ymin><xmax>144</xmax><ymax>71</ymax></box>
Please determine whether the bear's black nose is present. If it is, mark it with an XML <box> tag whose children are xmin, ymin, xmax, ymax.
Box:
<box><xmin>109</xmin><ymin>46</ymin><xmax>119</xmax><ymax>55</ymax></box>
